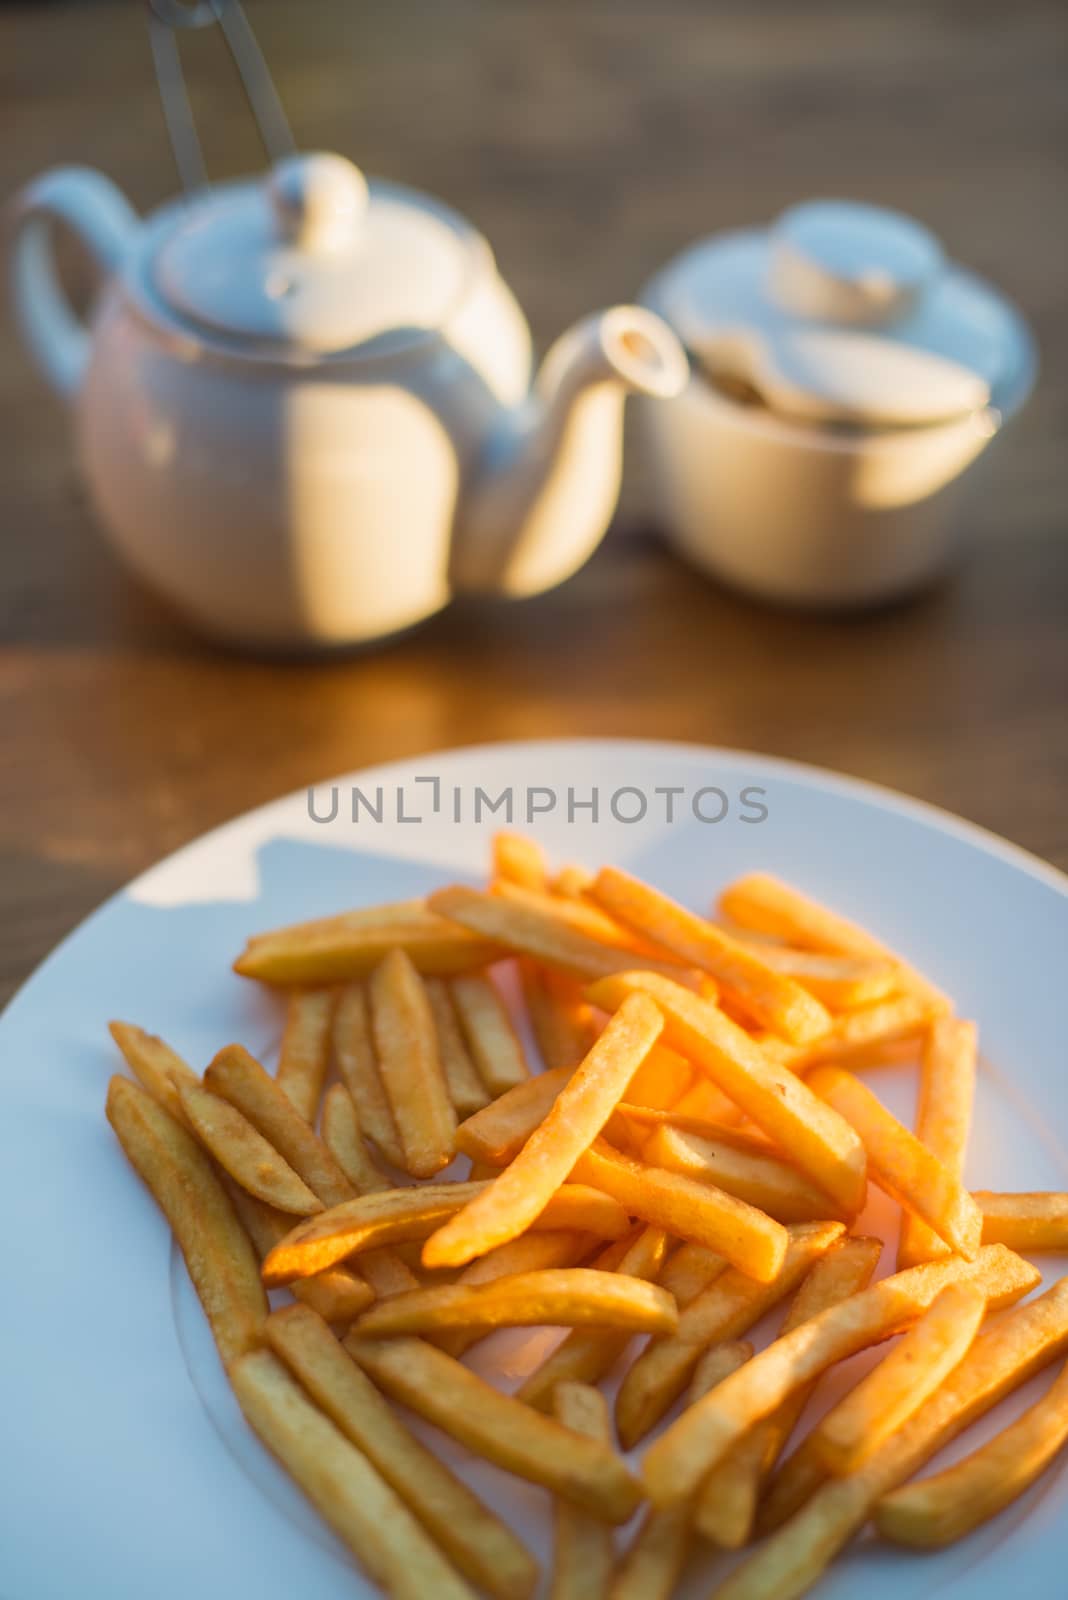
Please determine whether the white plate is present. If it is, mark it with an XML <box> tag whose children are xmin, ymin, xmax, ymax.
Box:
<box><xmin>2</xmin><ymin>739</ymin><xmax>1067</xmax><ymax>1600</ymax></box>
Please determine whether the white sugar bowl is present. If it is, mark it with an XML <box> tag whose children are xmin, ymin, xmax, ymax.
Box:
<box><xmin>636</xmin><ymin>200</ymin><xmax>1036</xmax><ymax>607</ymax></box>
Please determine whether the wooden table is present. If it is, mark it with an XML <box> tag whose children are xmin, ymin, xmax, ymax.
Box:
<box><xmin>2</xmin><ymin>0</ymin><xmax>1065</xmax><ymax>1006</ymax></box>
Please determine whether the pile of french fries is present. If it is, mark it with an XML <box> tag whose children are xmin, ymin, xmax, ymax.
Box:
<box><xmin>105</xmin><ymin>836</ymin><xmax>1068</xmax><ymax>1600</ymax></box>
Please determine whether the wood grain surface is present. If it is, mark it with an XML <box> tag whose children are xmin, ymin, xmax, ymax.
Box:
<box><xmin>1</xmin><ymin>0</ymin><xmax>1065</xmax><ymax>1005</ymax></box>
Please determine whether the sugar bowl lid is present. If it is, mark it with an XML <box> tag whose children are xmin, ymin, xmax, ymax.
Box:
<box><xmin>647</xmin><ymin>199</ymin><xmax>1036</xmax><ymax>426</ymax></box>
<box><xmin>152</xmin><ymin>152</ymin><xmax>477</xmax><ymax>355</ymax></box>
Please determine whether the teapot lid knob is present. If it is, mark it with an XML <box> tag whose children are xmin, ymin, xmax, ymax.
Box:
<box><xmin>769</xmin><ymin>200</ymin><xmax>943</xmax><ymax>325</ymax></box>
<box><xmin>268</xmin><ymin>152</ymin><xmax>369</xmax><ymax>256</ymax></box>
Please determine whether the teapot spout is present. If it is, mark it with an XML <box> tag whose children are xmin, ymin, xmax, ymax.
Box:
<box><xmin>450</xmin><ymin>306</ymin><xmax>687</xmax><ymax>596</ymax></box>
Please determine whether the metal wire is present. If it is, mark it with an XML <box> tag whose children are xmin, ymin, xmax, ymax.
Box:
<box><xmin>146</xmin><ymin>0</ymin><xmax>295</xmax><ymax>193</ymax></box>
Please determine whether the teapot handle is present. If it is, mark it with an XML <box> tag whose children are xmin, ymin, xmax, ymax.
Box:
<box><xmin>7</xmin><ymin>167</ymin><xmax>138</xmax><ymax>402</ymax></box>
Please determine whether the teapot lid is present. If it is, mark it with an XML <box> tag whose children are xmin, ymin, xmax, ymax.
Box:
<box><xmin>647</xmin><ymin>199</ymin><xmax>1036</xmax><ymax>423</ymax></box>
<box><xmin>153</xmin><ymin>153</ymin><xmax>477</xmax><ymax>355</ymax></box>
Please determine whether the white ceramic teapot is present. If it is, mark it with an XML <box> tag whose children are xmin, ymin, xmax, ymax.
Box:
<box><xmin>7</xmin><ymin>151</ymin><xmax>686</xmax><ymax>647</ymax></box>
<box><xmin>636</xmin><ymin>200</ymin><xmax>1036</xmax><ymax>607</ymax></box>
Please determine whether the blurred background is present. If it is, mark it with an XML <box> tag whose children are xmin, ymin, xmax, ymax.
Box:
<box><xmin>2</xmin><ymin>0</ymin><xmax>1066</xmax><ymax>1001</ymax></box>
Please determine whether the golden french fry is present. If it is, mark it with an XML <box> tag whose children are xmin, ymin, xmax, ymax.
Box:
<box><xmin>623</xmin><ymin>1043</ymin><xmax>694</xmax><ymax>1112</ymax></box>
<box><xmin>593</xmin><ymin>867</ymin><xmax>830</xmax><ymax>1044</ymax></box>
<box><xmin>275</xmin><ymin>988</ymin><xmax>333</xmax><ymax>1123</ymax></box>
<box><xmin>107</xmin><ymin>1075</ymin><xmax>266</xmax><ymax>1369</ymax></box>
<box><xmin>586</xmin><ymin>973</ymin><xmax>867</xmax><ymax>1217</ymax></box>
<box><xmin>454</xmin><ymin>1065</ymin><xmax>575</xmax><ymax>1165</ymax></box>
<box><xmin>553</xmin><ymin>864</ymin><xmax>595</xmax><ymax>899</ymax></box>
<box><xmin>520</xmin><ymin>964</ymin><xmax>599</xmax><ymax>1073</ymax></box>
<box><xmin>205</xmin><ymin>1043</ymin><xmax>355</xmax><ymax>1206</ymax></box>
<box><xmin>717</xmin><ymin>872</ymin><xmax>949</xmax><ymax>1012</ymax></box>
<box><xmin>723</xmin><ymin>942</ymin><xmax>899</xmax><ymax>1009</ymax></box>
<box><xmin>898</xmin><ymin>1018</ymin><xmax>978</xmax><ymax>1267</ymax></box>
<box><xmin>230</xmin><ymin>1349</ymin><xmax>476</xmax><ymax>1600</ymax></box>
<box><xmin>494</xmin><ymin>878</ymin><xmax>687</xmax><ymax>966</ymax></box>
<box><xmin>352</xmin><ymin>1268</ymin><xmax>677</xmax><ymax>1340</ymax></box>
<box><xmin>423</xmin><ymin>994</ymin><xmax>664</xmax><ymax>1269</ymax></box>
<box><xmin>875</xmin><ymin>1352</ymin><xmax>1068</xmax><ymax>1549</ymax></box>
<box><xmin>234</xmin><ymin>899</ymin><xmax>502</xmax><ymax>986</ymax></box>
<box><xmin>615</xmin><ymin>1222</ymin><xmax>844</xmax><ymax>1449</ymax></box>
<box><xmin>976</xmin><ymin>1190</ymin><xmax>1068</xmax><ymax>1252</ymax></box>
<box><xmin>228</xmin><ymin>1185</ymin><xmax>374</xmax><ymax>1323</ymax></box>
<box><xmin>177</xmin><ymin>1079</ymin><xmax>322</xmax><ymax>1216</ymax></box>
<box><xmin>817</xmin><ymin>1280</ymin><xmax>988</xmax><ymax>1474</ymax></box>
<box><xmin>643</xmin><ymin>1243</ymin><xmax>1039</xmax><ymax>1507</ymax></box>
<box><xmin>439</xmin><ymin>1230</ymin><xmax>595</xmax><ymax>1357</ymax></box>
<box><xmin>332</xmin><ymin>981</ymin><xmax>405</xmax><ymax>1168</ymax></box>
<box><xmin>265</xmin><ymin>1181</ymin><xmax>629</xmax><ymax>1285</ymax></box>
<box><xmin>346</xmin><ymin>1335</ymin><xmax>644</xmax><ymax>1524</ymax></box>
<box><xmin>788</xmin><ymin>993</ymin><xmax>935</xmax><ymax>1071</ymax></box>
<box><xmin>550</xmin><ymin>1384</ymin><xmax>615</xmax><ymax>1600</ymax></box>
<box><xmin>703</xmin><ymin>1234</ymin><xmax>883</xmax><ymax>1549</ymax></box>
<box><xmin>449</xmin><ymin>973</ymin><xmax>531</xmax><ymax>1094</ymax></box>
<box><xmin>517</xmin><ymin>1226</ymin><xmax>668</xmax><ymax>1409</ymax></box>
<box><xmin>320</xmin><ymin>1083</ymin><xmax>389</xmax><ymax>1195</ymax></box>
<box><xmin>493</xmin><ymin>831</ymin><xmax>548</xmax><ymax>891</ymax></box>
<box><xmin>709</xmin><ymin>1278</ymin><xmax>1068</xmax><ymax>1600</ymax></box>
<box><xmin>108</xmin><ymin>1020</ymin><xmax>198</xmax><ymax>1122</ymax></box>
<box><xmin>645</xmin><ymin>1123</ymin><xmax>843</xmax><ymax>1224</ymax></box>
<box><xmin>425</xmin><ymin>977</ymin><xmax>491</xmax><ymax>1115</ymax></box>
<box><xmin>807</xmin><ymin>1064</ymin><xmax>982</xmax><ymax>1259</ymax></box>
<box><xmin>657</xmin><ymin>1242</ymin><xmax>729</xmax><ymax>1307</ymax></box>
<box><xmin>370</xmin><ymin>949</ymin><xmax>456</xmax><ymax>1178</ymax></box>
<box><xmin>429</xmin><ymin>885</ymin><xmax>690</xmax><ymax>985</ymax></box>
<box><xmin>571</xmin><ymin>1138</ymin><xmax>789</xmax><ymax>1283</ymax></box>
<box><xmin>265</xmin><ymin>1305</ymin><xmax>537</xmax><ymax>1600</ymax></box>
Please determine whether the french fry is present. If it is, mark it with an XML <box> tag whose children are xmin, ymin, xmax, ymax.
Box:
<box><xmin>723</xmin><ymin>941</ymin><xmax>899</xmax><ymax>1009</ymax></box>
<box><xmin>593</xmin><ymin>867</ymin><xmax>830</xmax><ymax>1044</ymax></box>
<box><xmin>698</xmin><ymin>1234</ymin><xmax>883</xmax><ymax>1549</ymax></box>
<box><xmin>898</xmin><ymin>1018</ymin><xmax>978</xmax><ymax>1267</ymax></box>
<box><xmin>228</xmin><ymin>1185</ymin><xmax>374</xmax><ymax>1324</ymax></box>
<box><xmin>429</xmin><ymin>885</ymin><xmax>690</xmax><ymax>985</ymax></box>
<box><xmin>345</xmin><ymin>1335</ymin><xmax>644</xmax><ymax>1523</ymax></box>
<box><xmin>807</xmin><ymin>1064</ymin><xmax>982</xmax><ymax>1259</ymax></box>
<box><xmin>234</xmin><ymin>899</ymin><xmax>502</xmax><ymax>986</ymax></box>
<box><xmin>788</xmin><ymin>993</ymin><xmax>935</xmax><ymax>1071</ymax></box>
<box><xmin>709</xmin><ymin>1278</ymin><xmax>1068</xmax><ymax>1600</ymax></box>
<box><xmin>275</xmin><ymin>988</ymin><xmax>333</xmax><ymax>1123</ymax></box>
<box><xmin>439</xmin><ymin>1230</ymin><xmax>596</xmax><ymax>1357</ymax></box>
<box><xmin>554</xmin><ymin>864</ymin><xmax>595</xmax><ymax>899</ymax></box>
<box><xmin>425</xmin><ymin>977</ymin><xmax>491</xmax><ymax>1115</ymax></box>
<box><xmin>643</xmin><ymin>1243</ymin><xmax>1040</xmax><ymax>1507</ymax></box>
<box><xmin>875</xmin><ymin>1352</ymin><xmax>1068</xmax><ymax>1549</ymax></box>
<box><xmin>614</xmin><ymin>1103</ymin><xmax>771</xmax><ymax>1148</ymax></box>
<box><xmin>817</xmin><ymin>1280</ymin><xmax>988</xmax><ymax>1474</ymax></box>
<box><xmin>550</xmin><ymin>1384</ymin><xmax>615</xmax><ymax>1600</ymax></box>
<box><xmin>615</xmin><ymin>1222</ymin><xmax>844</xmax><ymax>1449</ymax></box>
<box><xmin>717</xmin><ymin>872</ymin><xmax>949</xmax><ymax>1011</ymax></box>
<box><xmin>332</xmin><ymin>982</ymin><xmax>405</xmax><ymax>1168</ymax></box>
<box><xmin>493</xmin><ymin>831</ymin><xmax>548</xmax><ymax>891</ymax></box>
<box><xmin>586</xmin><ymin>972</ymin><xmax>867</xmax><ymax>1217</ymax></box>
<box><xmin>611</xmin><ymin>1343</ymin><xmax>753</xmax><ymax>1600</ymax></box>
<box><xmin>657</xmin><ymin>1242</ymin><xmax>729</xmax><ymax>1307</ymax></box>
<box><xmin>204</xmin><ymin>1044</ymin><xmax>355</xmax><ymax>1206</ymax></box>
<box><xmin>453</xmin><ymin>1065</ymin><xmax>575</xmax><ymax>1165</ymax></box>
<box><xmin>623</xmin><ymin>1043</ymin><xmax>695</xmax><ymax>1112</ymax></box>
<box><xmin>494</xmin><ymin>878</ymin><xmax>691</xmax><ymax>968</ymax></box>
<box><xmin>108</xmin><ymin>1020</ymin><xmax>198</xmax><ymax>1123</ymax></box>
<box><xmin>264</xmin><ymin>1181</ymin><xmax>629</xmax><ymax>1285</ymax></box>
<box><xmin>265</xmin><ymin>1305</ymin><xmax>537</xmax><ymax>1600</ymax></box>
<box><xmin>976</xmin><ymin>1190</ymin><xmax>1068</xmax><ymax>1252</ymax></box>
<box><xmin>645</xmin><ymin>1123</ymin><xmax>843</xmax><ymax>1224</ymax></box>
<box><xmin>572</xmin><ymin>1138</ymin><xmax>788</xmax><ymax>1282</ymax></box>
<box><xmin>370</xmin><ymin>949</ymin><xmax>456</xmax><ymax>1178</ymax></box>
<box><xmin>520</xmin><ymin>964</ymin><xmax>599</xmax><ymax>1072</ymax></box>
<box><xmin>659</xmin><ymin>1073</ymin><xmax>745</xmax><ymax>1126</ymax></box>
<box><xmin>351</xmin><ymin>1268</ymin><xmax>678</xmax><ymax>1339</ymax></box>
<box><xmin>449</xmin><ymin>973</ymin><xmax>531</xmax><ymax>1094</ymax></box>
<box><xmin>517</xmin><ymin>1226</ymin><xmax>669</xmax><ymax>1408</ymax></box>
<box><xmin>177</xmin><ymin>1079</ymin><xmax>323</xmax><ymax>1216</ymax></box>
<box><xmin>320</xmin><ymin>1083</ymin><xmax>390</xmax><ymax>1195</ymax></box>
<box><xmin>106</xmin><ymin>1076</ymin><xmax>266</xmax><ymax>1369</ymax></box>
<box><xmin>230</xmin><ymin>1349</ymin><xmax>476</xmax><ymax>1600</ymax></box>
<box><xmin>422</xmin><ymin>994</ymin><xmax>664</xmax><ymax>1269</ymax></box>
